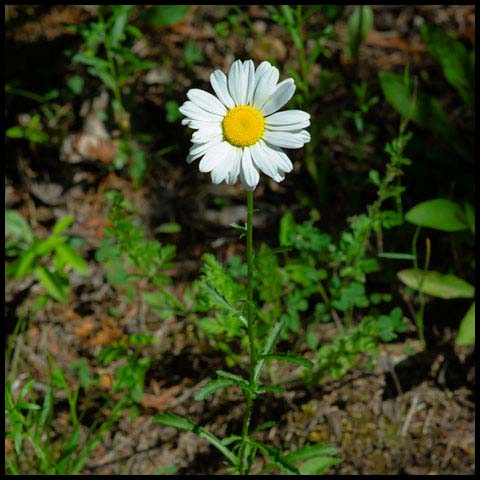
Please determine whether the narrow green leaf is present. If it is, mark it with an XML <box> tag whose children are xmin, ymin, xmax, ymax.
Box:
<box><xmin>456</xmin><ymin>302</ymin><xmax>475</xmax><ymax>346</ymax></box>
<box><xmin>215</xmin><ymin>370</ymin><xmax>247</xmax><ymax>383</ymax></box>
<box><xmin>405</xmin><ymin>199</ymin><xmax>467</xmax><ymax>232</ymax></box>
<box><xmin>279</xmin><ymin>211</ymin><xmax>295</xmax><ymax>246</ymax></box>
<box><xmin>254</xmin><ymin>316</ymin><xmax>287</xmax><ymax>383</ymax></box>
<box><xmin>398</xmin><ymin>269</ymin><xmax>474</xmax><ymax>299</ymax></box>
<box><xmin>286</xmin><ymin>443</ymin><xmax>338</xmax><ymax>462</ymax></box>
<box><xmin>347</xmin><ymin>6</ymin><xmax>373</xmax><ymax>58</ymax></box>
<box><xmin>52</xmin><ymin>215</ymin><xmax>74</xmax><ymax>235</ymax></box>
<box><xmin>154</xmin><ymin>412</ymin><xmax>195</xmax><ymax>431</ymax></box>
<box><xmin>379</xmin><ymin>71</ymin><xmax>450</xmax><ymax>136</ymax></box>
<box><xmin>251</xmin><ymin>440</ymin><xmax>300</xmax><ymax>475</ymax></box>
<box><xmin>378</xmin><ymin>252</ymin><xmax>416</xmax><ymax>260</ymax></box>
<box><xmin>35</xmin><ymin>266</ymin><xmax>68</xmax><ymax>302</ymax></box>
<box><xmin>5</xmin><ymin>209</ymin><xmax>34</xmax><ymax>244</ymax></box>
<box><xmin>110</xmin><ymin>6</ymin><xmax>132</xmax><ymax>47</ymax></box>
<box><xmin>254</xmin><ymin>421</ymin><xmax>276</xmax><ymax>433</ymax></box>
<box><xmin>299</xmin><ymin>456</ymin><xmax>342</xmax><ymax>474</ymax></box>
<box><xmin>55</xmin><ymin>243</ymin><xmax>88</xmax><ymax>275</ymax></box>
<box><xmin>260</xmin><ymin>353</ymin><xmax>313</xmax><ymax>369</ymax></box>
<box><xmin>14</xmin><ymin>248</ymin><xmax>37</xmax><ymax>279</ymax></box>
<box><xmin>194</xmin><ymin>378</ymin><xmax>236</xmax><ymax>401</ymax></box>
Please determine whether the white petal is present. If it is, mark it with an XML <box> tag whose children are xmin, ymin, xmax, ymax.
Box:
<box><xmin>184</xmin><ymin>119</ymin><xmax>222</xmax><ymax>130</ymax></box>
<box><xmin>263</xmin><ymin>129</ymin><xmax>310</xmax><ymax>149</ymax></box>
<box><xmin>240</xmin><ymin>147</ymin><xmax>259</xmax><ymax>190</ymax></box>
<box><xmin>198</xmin><ymin>141</ymin><xmax>231</xmax><ymax>173</ymax></box>
<box><xmin>211</xmin><ymin>146</ymin><xmax>236</xmax><ymax>184</ymax></box>
<box><xmin>250</xmin><ymin>140</ymin><xmax>279</xmax><ymax>179</ymax></box>
<box><xmin>226</xmin><ymin>147</ymin><xmax>242</xmax><ymax>185</ymax></box>
<box><xmin>228</xmin><ymin>59</ymin><xmax>247</xmax><ymax>106</ymax></box>
<box><xmin>265</xmin><ymin>120</ymin><xmax>310</xmax><ymax>131</ymax></box>
<box><xmin>191</xmin><ymin>125</ymin><xmax>223</xmax><ymax>143</ymax></box>
<box><xmin>187</xmin><ymin>89</ymin><xmax>227</xmax><ymax>116</ymax></box>
<box><xmin>253</xmin><ymin>65</ymin><xmax>279</xmax><ymax>109</ymax></box>
<box><xmin>210</xmin><ymin>70</ymin><xmax>235</xmax><ymax>109</ymax></box>
<box><xmin>180</xmin><ymin>101</ymin><xmax>224</xmax><ymax>122</ymax></box>
<box><xmin>243</xmin><ymin>60</ymin><xmax>255</xmax><ymax>105</ymax></box>
<box><xmin>265</xmin><ymin>110</ymin><xmax>310</xmax><ymax>126</ymax></box>
<box><xmin>261</xmin><ymin>79</ymin><xmax>296</xmax><ymax>116</ymax></box>
<box><xmin>254</xmin><ymin>61</ymin><xmax>272</xmax><ymax>89</ymax></box>
<box><xmin>266</xmin><ymin>144</ymin><xmax>293</xmax><ymax>172</ymax></box>
<box><xmin>189</xmin><ymin>134</ymin><xmax>223</xmax><ymax>157</ymax></box>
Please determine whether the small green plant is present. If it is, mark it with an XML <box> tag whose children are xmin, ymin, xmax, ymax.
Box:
<box><xmin>267</xmin><ymin>5</ymin><xmax>340</xmax><ymax>195</ymax></box>
<box><xmin>96</xmin><ymin>333</ymin><xmax>156</xmax><ymax>414</ymax></box>
<box><xmin>71</xmin><ymin>6</ymin><xmax>156</xmax><ymax>187</ymax></box>
<box><xmin>5</xmin><ymin>357</ymin><xmax>126</xmax><ymax>475</ymax></box>
<box><xmin>397</xmin><ymin>199</ymin><xmax>475</xmax><ymax>345</ymax></box>
<box><xmin>96</xmin><ymin>190</ymin><xmax>184</xmax><ymax>320</ymax></box>
<box><xmin>6</xmin><ymin>211</ymin><xmax>88</xmax><ymax>303</ymax></box>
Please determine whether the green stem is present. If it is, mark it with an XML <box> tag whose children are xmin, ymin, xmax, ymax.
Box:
<box><xmin>238</xmin><ymin>190</ymin><xmax>257</xmax><ymax>475</ymax></box>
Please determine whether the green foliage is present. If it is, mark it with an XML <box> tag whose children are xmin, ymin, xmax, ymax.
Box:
<box><xmin>6</xmin><ymin>113</ymin><xmax>50</xmax><ymax>145</ymax></box>
<box><xmin>405</xmin><ymin>199</ymin><xmax>470</xmax><ymax>232</ymax></box>
<box><xmin>397</xmin><ymin>270</ymin><xmax>474</xmax><ymax>299</ymax></box>
<box><xmin>96</xmin><ymin>190</ymin><xmax>182</xmax><ymax>320</ymax></box>
<box><xmin>72</xmin><ymin>6</ymin><xmax>156</xmax><ymax>187</ymax></box>
<box><xmin>97</xmin><ymin>334</ymin><xmax>155</xmax><ymax>404</ymax></box>
<box><xmin>311</xmin><ymin>308</ymin><xmax>406</xmax><ymax>382</ymax></box>
<box><xmin>140</xmin><ymin>5</ymin><xmax>189</xmax><ymax>27</ymax></box>
<box><xmin>6</xmin><ymin>211</ymin><xmax>88</xmax><ymax>302</ymax></box>
<box><xmin>456</xmin><ymin>303</ymin><xmax>475</xmax><ymax>346</ymax></box>
<box><xmin>379</xmin><ymin>70</ymin><xmax>450</xmax><ymax>137</ymax></box>
<box><xmin>184</xmin><ymin>41</ymin><xmax>204</xmax><ymax>70</ymax></box>
<box><xmin>5</xmin><ymin>361</ymin><xmax>126</xmax><ymax>475</ymax></box>
<box><xmin>347</xmin><ymin>6</ymin><xmax>373</xmax><ymax>59</ymax></box>
<box><xmin>421</xmin><ymin>23</ymin><xmax>474</xmax><ymax>108</ymax></box>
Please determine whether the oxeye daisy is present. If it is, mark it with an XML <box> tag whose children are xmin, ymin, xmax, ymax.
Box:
<box><xmin>180</xmin><ymin>59</ymin><xmax>311</xmax><ymax>190</ymax></box>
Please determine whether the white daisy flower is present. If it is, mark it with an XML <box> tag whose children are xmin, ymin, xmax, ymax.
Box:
<box><xmin>180</xmin><ymin>59</ymin><xmax>311</xmax><ymax>190</ymax></box>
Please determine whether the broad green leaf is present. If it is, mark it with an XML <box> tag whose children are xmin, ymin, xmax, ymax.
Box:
<box><xmin>347</xmin><ymin>6</ymin><xmax>373</xmax><ymax>58</ymax></box>
<box><xmin>52</xmin><ymin>215</ymin><xmax>74</xmax><ymax>235</ymax></box>
<box><xmin>6</xmin><ymin>125</ymin><xmax>24</xmax><ymax>138</ymax></box>
<box><xmin>456</xmin><ymin>302</ymin><xmax>475</xmax><ymax>346</ymax></box>
<box><xmin>55</xmin><ymin>243</ymin><xmax>88</xmax><ymax>275</ymax></box>
<box><xmin>140</xmin><ymin>5</ymin><xmax>189</xmax><ymax>26</ymax></box>
<box><xmin>379</xmin><ymin>71</ymin><xmax>450</xmax><ymax>136</ymax></box>
<box><xmin>260</xmin><ymin>353</ymin><xmax>313</xmax><ymax>369</ymax></box>
<box><xmin>405</xmin><ymin>199</ymin><xmax>467</xmax><ymax>232</ymax></box>
<box><xmin>398</xmin><ymin>269</ymin><xmax>474</xmax><ymax>299</ymax></box>
<box><xmin>35</xmin><ymin>266</ymin><xmax>68</xmax><ymax>302</ymax></box>
<box><xmin>194</xmin><ymin>378</ymin><xmax>236</xmax><ymax>401</ymax></box>
<box><xmin>299</xmin><ymin>456</ymin><xmax>342</xmax><ymax>474</ymax></box>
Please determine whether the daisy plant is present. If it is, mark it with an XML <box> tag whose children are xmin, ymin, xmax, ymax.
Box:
<box><xmin>156</xmin><ymin>60</ymin><xmax>340</xmax><ymax>475</ymax></box>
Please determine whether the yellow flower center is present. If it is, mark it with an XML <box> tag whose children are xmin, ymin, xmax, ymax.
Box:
<box><xmin>222</xmin><ymin>106</ymin><xmax>265</xmax><ymax>147</ymax></box>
